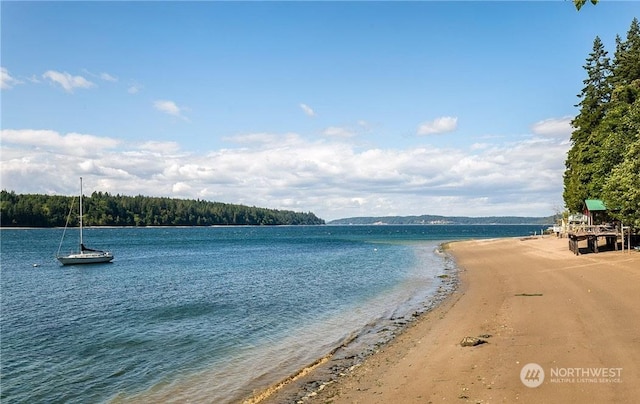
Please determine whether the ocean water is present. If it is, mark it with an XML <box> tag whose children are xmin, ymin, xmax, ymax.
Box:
<box><xmin>1</xmin><ymin>225</ymin><xmax>544</xmax><ymax>403</ymax></box>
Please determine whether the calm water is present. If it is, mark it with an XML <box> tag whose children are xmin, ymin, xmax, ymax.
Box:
<box><xmin>1</xmin><ymin>225</ymin><xmax>543</xmax><ymax>403</ymax></box>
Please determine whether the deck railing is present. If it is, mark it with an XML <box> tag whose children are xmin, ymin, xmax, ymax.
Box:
<box><xmin>567</xmin><ymin>224</ymin><xmax>618</xmax><ymax>236</ymax></box>
<box><xmin>566</xmin><ymin>224</ymin><xmax>622</xmax><ymax>255</ymax></box>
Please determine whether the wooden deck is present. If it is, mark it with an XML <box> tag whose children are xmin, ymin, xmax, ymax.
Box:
<box><xmin>567</xmin><ymin>225</ymin><xmax>621</xmax><ymax>255</ymax></box>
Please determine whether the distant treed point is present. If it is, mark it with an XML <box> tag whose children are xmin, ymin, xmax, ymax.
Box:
<box><xmin>0</xmin><ymin>190</ymin><xmax>325</xmax><ymax>227</ymax></box>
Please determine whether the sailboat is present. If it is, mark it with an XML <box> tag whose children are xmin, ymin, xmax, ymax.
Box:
<box><xmin>57</xmin><ymin>177</ymin><xmax>114</xmax><ymax>265</ymax></box>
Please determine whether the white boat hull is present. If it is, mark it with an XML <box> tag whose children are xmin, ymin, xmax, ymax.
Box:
<box><xmin>56</xmin><ymin>178</ymin><xmax>115</xmax><ymax>266</ymax></box>
<box><xmin>57</xmin><ymin>251</ymin><xmax>114</xmax><ymax>265</ymax></box>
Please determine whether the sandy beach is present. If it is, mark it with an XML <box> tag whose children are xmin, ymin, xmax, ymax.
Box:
<box><xmin>263</xmin><ymin>236</ymin><xmax>639</xmax><ymax>403</ymax></box>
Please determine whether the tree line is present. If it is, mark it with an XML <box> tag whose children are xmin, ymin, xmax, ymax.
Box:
<box><xmin>0</xmin><ymin>190</ymin><xmax>325</xmax><ymax>227</ymax></box>
<box><xmin>563</xmin><ymin>18</ymin><xmax>640</xmax><ymax>229</ymax></box>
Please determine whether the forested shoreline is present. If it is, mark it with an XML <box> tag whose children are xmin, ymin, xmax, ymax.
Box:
<box><xmin>564</xmin><ymin>18</ymin><xmax>640</xmax><ymax>229</ymax></box>
<box><xmin>0</xmin><ymin>190</ymin><xmax>325</xmax><ymax>227</ymax></box>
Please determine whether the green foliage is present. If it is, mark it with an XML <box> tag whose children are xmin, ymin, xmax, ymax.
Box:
<box><xmin>602</xmin><ymin>102</ymin><xmax>640</xmax><ymax>228</ymax></box>
<box><xmin>611</xmin><ymin>18</ymin><xmax>640</xmax><ymax>90</ymax></box>
<box><xmin>564</xmin><ymin>19</ymin><xmax>640</xmax><ymax>231</ymax></box>
<box><xmin>564</xmin><ymin>36</ymin><xmax>612</xmax><ymax>212</ymax></box>
<box><xmin>573</xmin><ymin>0</ymin><xmax>598</xmax><ymax>11</ymax></box>
<box><xmin>0</xmin><ymin>191</ymin><xmax>324</xmax><ymax>227</ymax></box>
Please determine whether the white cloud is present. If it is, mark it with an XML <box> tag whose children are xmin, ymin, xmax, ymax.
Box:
<box><xmin>100</xmin><ymin>72</ymin><xmax>118</xmax><ymax>82</ymax></box>
<box><xmin>154</xmin><ymin>100</ymin><xmax>180</xmax><ymax>115</ymax></box>
<box><xmin>470</xmin><ymin>143</ymin><xmax>490</xmax><ymax>150</ymax></box>
<box><xmin>82</xmin><ymin>69</ymin><xmax>118</xmax><ymax>82</ymax></box>
<box><xmin>0</xmin><ymin>127</ymin><xmax>569</xmax><ymax>220</ymax></box>
<box><xmin>300</xmin><ymin>103</ymin><xmax>316</xmax><ymax>117</ymax></box>
<box><xmin>42</xmin><ymin>70</ymin><xmax>95</xmax><ymax>93</ymax></box>
<box><xmin>322</xmin><ymin>121</ymin><xmax>371</xmax><ymax>138</ymax></box>
<box><xmin>323</xmin><ymin>126</ymin><xmax>356</xmax><ymax>138</ymax></box>
<box><xmin>128</xmin><ymin>84</ymin><xmax>142</xmax><ymax>94</ymax></box>
<box><xmin>417</xmin><ymin>116</ymin><xmax>458</xmax><ymax>136</ymax></box>
<box><xmin>172</xmin><ymin>182</ymin><xmax>192</xmax><ymax>194</ymax></box>
<box><xmin>154</xmin><ymin>100</ymin><xmax>189</xmax><ymax>121</ymax></box>
<box><xmin>0</xmin><ymin>129</ymin><xmax>120</xmax><ymax>157</ymax></box>
<box><xmin>224</xmin><ymin>132</ymin><xmax>303</xmax><ymax>148</ymax></box>
<box><xmin>1</xmin><ymin>67</ymin><xmax>23</xmax><ymax>89</ymax></box>
<box><xmin>139</xmin><ymin>141</ymin><xmax>181</xmax><ymax>154</ymax></box>
<box><xmin>531</xmin><ymin>116</ymin><xmax>573</xmax><ymax>138</ymax></box>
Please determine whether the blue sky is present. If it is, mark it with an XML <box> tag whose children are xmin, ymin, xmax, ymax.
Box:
<box><xmin>1</xmin><ymin>1</ymin><xmax>638</xmax><ymax>220</ymax></box>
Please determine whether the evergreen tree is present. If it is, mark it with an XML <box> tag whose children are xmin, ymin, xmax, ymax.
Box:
<box><xmin>564</xmin><ymin>36</ymin><xmax>612</xmax><ymax>212</ymax></box>
<box><xmin>563</xmin><ymin>18</ymin><xmax>640</xmax><ymax>229</ymax></box>
<box><xmin>600</xmin><ymin>19</ymin><xmax>640</xmax><ymax>228</ymax></box>
<box><xmin>603</xmin><ymin>121</ymin><xmax>640</xmax><ymax>228</ymax></box>
<box><xmin>611</xmin><ymin>18</ymin><xmax>640</xmax><ymax>94</ymax></box>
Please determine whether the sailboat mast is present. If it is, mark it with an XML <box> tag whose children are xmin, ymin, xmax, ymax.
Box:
<box><xmin>79</xmin><ymin>177</ymin><xmax>83</xmax><ymax>248</ymax></box>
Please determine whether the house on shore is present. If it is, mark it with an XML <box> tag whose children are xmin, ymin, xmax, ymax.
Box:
<box><xmin>583</xmin><ymin>199</ymin><xmax>608</xmax><ymax>226</ymax></box>
<box><xmin>566</xmin><ymin>199</ymin><xmax>633</xmax><ymax>255</ymax></box>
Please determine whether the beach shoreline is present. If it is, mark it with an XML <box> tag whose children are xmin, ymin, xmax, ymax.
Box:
<box><xmin>247</xmin><ymin>241</ymin><xmax>461</xmax><ymax>404</ymax></box>
<box><xmin>261</xmin><ymin>236</ymin><xmax>639</xmax><ymax>403</ymax></box>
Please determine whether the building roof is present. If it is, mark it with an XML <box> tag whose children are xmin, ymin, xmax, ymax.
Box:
<box><xmin>585</xmin><ymin>199</ymin><xmax>607</xmax><ymax>211</ymax></box>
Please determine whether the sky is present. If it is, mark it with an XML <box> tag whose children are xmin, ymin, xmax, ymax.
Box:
<box><xmin>1</xmin><ymin>1</ymin><xmax>638</xmax><ymax>221</ymax></box>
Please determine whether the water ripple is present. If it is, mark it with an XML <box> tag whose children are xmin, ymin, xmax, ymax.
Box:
<box><xmin>1</xmin><ymin>225</ymin><xmax>542</xmax><ymax>403</ymax></box>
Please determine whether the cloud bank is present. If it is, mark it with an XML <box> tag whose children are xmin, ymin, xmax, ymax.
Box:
<box><xmin>531</xmin><ymin>116</ymin><xmax>573</xmax><ymax>137</ymax></box>
<box><xmin>1</xmin><ymin>123</ymin><xmax>569</xmax><ymax>220</ymax></box>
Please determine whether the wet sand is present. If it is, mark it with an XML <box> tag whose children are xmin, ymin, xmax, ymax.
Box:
<box><xmin>294</xmin><ymin>236</ymin><xmax>640</xmax><ymax>403</ymax></box>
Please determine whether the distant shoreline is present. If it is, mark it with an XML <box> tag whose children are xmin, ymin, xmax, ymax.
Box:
<box><xmin>1</xmin><ymin>222</ymin><xmax>553</xmax><ymax>229</ymax></box>
<box><xmin>0</xmin><ymin>224</ymin><xmax>326</xmax><ymax>230</ymax></box>
<box><xmin>328</xmin><ymin>215</ymin><xmax>556</xmax><ymax>226</ymax></box>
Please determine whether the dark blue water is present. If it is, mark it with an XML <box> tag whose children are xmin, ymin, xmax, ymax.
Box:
<box><xmin>1</xmin><ymin>225</ymin><xmax>544</xmax><ymax>403</ymax></box>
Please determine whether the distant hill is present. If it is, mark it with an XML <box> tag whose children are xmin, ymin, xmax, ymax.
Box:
<box><xmin>0</xmin><ymin>190</ymin><xmax>324</xmax><ymax>227</ymax></box>
<box><xmin>328</xmin><ymin>214</ymin><xmax>557</xmax><ymax>225</ymax></box>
